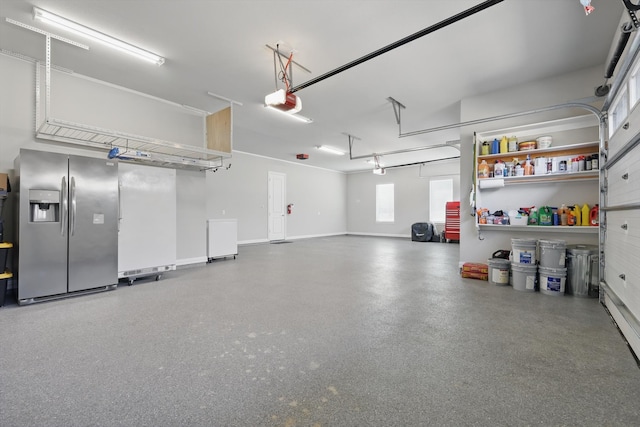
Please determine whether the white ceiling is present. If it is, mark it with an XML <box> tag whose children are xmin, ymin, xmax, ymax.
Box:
<box><xmin>0</xmin><ymin>0</ymin><xmax>626</xmax><ymax>172</ymax></box>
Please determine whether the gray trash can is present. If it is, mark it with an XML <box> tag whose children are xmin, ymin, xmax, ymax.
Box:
<box><xmin>566</xmin><ymin>245</ymin><xmax>599</xmax><ymax>297</ymax></box>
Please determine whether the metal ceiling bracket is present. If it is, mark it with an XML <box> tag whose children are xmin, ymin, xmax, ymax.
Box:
<box><xmin>5</xmin><ymin>18</ymin><xmax>90</xmax><ymax>50</ymax></box>
<box><xmin>387</xmin><ymin>97</ymin><xmax>406</xmax><ymax>132</ymax></box>
<box><xmin>343</xmin><ymin>132</ymin><xmax>362</xmax><ymax>160</ymax></box>
<box><xmin>265</xmin><ymin>44</ymin><xmax>311</xmax><ymax>74</ymax></box>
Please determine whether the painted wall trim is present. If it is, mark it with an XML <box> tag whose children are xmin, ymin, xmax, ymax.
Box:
<box><xmin>347</xmin><ymin>232</ymin><xmax>409</xmax><ymax>238</ymax></box>
<box><xmin>239</xmin><ymin>232</ymin><xmax>348</xmax><ymax>246</ymax></box>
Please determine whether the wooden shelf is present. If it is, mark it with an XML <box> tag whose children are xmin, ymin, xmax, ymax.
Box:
<box><xmin>478</xmin><ymin>224</ymin><xmax>599</xmax><ymax>233</ymax></box>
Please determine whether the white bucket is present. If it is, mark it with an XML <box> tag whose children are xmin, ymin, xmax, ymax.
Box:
<box><xmin>511</xmin><ymin>238</ymin><xmax>537</xmax><ymax>265</ymax></box>
<box><xmin>538</xmin><ymin>266</ymin><xmax>567</xmax><ymax>296</ymax></box>
<box><xmin>511</xmin><ymin>263</ymin><xmax>537</xmax><ymax>292</ymax></box>
<box><xmin>487</xmin><ymin>258</ymin><xmax>510</xmax><ymax>286</ymax></box>
<box><xmin>539</xmin><ymin>239</ymin><xmax>566</xmax><ymax>268</ymax></box>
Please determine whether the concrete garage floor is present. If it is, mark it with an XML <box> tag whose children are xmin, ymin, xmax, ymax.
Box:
<box><xmin>0</xmin><ymin>235</ymin><xmax>639</xmax><ymax>426</ymax></box>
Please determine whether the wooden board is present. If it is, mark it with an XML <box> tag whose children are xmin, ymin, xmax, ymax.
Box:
<box><xmin>206</xmin><ymin>107</ymin><xmax>232</xmax><ymax>153</ymax></box>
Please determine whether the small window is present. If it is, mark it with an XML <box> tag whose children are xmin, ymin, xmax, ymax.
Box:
<box><xmin>376</xmin><ymin>183</ymin><xmax>394</xmax><ymax>222</ymax></box>
<box><xmin>630</xmin><ymin>57</ymin><xmax>640</xmax><ymax>109</ymax></box>
<box><xmin>609</xmin><ymin>88</ymin><xmax>629</xmax><ymax>136</ymax></box>
<box><xmin>429</xmin><ymin>178</ymin><xmax>453</xmax><ymax>223</ymax></box>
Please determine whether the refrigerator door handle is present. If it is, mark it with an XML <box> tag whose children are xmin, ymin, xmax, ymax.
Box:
<box><xmin>70</xmin><ymin>176</ymin><xmax>77</xmax><ymax>236</ymax></box>
<box><xmin>61</xmin><ymin>176</ymin><xmax>68</xmax><ymax>236</ymax></box>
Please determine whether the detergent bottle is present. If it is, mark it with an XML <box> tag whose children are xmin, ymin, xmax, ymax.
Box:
<box><xmin>567</xmin><ymin>207</ymin><xmax>575</xmax><ymax>226</ymax></box>
<box><xmin>581</xmin><ymin>204</ymin><xmax>590</xmax><ymax>226</ymax></box>
<box><xmin>491</xmin><ymin>138</ymin><xmax>500</xmax><ymax>154</ymax></box>
<box><xmin>478</xmin><ymin>160</ymin><xmax>490</xmax><ymax>178</ymax></box>
<box><xmin>590</xmin><ymin>204</ymin><xmax>599</xmax><ymax>226</ymax></box>
<box><xmin>572</xmin><ymin>205</ymin><xmax>581</xmax><ymax>226</ymax></box>
<box><xmin>500</xmin><ymin>136</ymin><xmax>508</xmax><ymax>154</ymax></box>
<box><xmin>523</xmin><ymin>154</ymin><xmax>534</xmax><ymax>176</ymax></box>
<box><xmin>538</xmin><ymin>206</ymin><xmax>553</xmax><ymax>226</ymax></box>
<box><xmin>559</xmin><ymin>204</ymin><xmax>568</xmax><ymax>226</ymax></box>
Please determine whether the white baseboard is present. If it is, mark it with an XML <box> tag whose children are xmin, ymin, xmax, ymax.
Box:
<box><xmin>239</xmin><ymin>232</ymin><xmax>348</xmax><ymax>245</ymax></box>
<box><xmin>286</xmin><ymin>232</ymin><xmax>347</xmax><ymax>241</ymax></box>
<box><xmin>347</xmin><ymin>232</ymin><xmax>409</xmax><ymax>239</ymax></box>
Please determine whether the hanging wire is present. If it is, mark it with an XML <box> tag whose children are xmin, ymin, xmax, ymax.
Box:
<box><xmin>275</xmin><ymin>44</ymin><xmax>294</xmax><ymax>92</ymax></box>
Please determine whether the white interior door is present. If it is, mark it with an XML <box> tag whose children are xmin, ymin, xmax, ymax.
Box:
<box><xmin>268</xmin><ymin>171</ymin><xmax>286</xmax><ymax>241</ymax></box>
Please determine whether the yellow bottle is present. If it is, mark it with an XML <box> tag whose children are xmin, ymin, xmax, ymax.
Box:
<box><xmin>573</xmin><ymin>205</ymin><xmax>581</xmax><ymax>226</ymax></box>
<box><xmin>500</xmin><ymin>136</ymin><xmax>508</xmax><ymax>154</ymax></box>
<box><xmin>581</xmin><ymin>204</ymin><xmax>590</xmax><ymax>226</ymax></box>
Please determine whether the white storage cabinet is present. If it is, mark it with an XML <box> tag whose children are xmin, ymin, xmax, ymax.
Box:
<box><xmin>207</xmin><ymin>219</ymin><xmax>238</xmax><ymax>262</ymax></box>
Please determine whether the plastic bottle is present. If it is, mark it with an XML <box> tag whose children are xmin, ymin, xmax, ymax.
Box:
<box><xmin>481</xmin><ymin>141</ymin><xmax>490</xmax><ymax>155</ymax></box>
<box><xmin>539</xmin><ymin>206</ymin><xmax>553</xmax><ymax>225</ymax></box>
<box><xmin>572</xmin><ymin>205</ymin><xmax>581</xmax><ymax>226</ymax></box>
<box><xmin>491</xmin><ymin>138</ymin><xmax>499</xmax><ymax>154</ymax></box>
<box><xmin>581</xmin><ymin>204</ymin><xmax>590</xmax><ymax>226</ymax></box>
<box><xmin>508</xmin><ymin>136</ymin><xmax>518</xmax><ymax>152</ymax></box>
<box><xmin>478</xmin><ymin>160</ymin><xmax>489</xmax><ymax>178</ymax></box>
<box><xmin>567</xmin><ymin>208</ymin><xmax>575</xmax><ymax>226</ymax></box>
<box><xmin>500</xmin><ymin>136</ymin><xmax>508</xmax><ymax>154</ymax></box>
<box><xmin>523</xmin><ymin>154</ymin><xmax>533</xmax><ymax>176</ymax></box>
<box><xmin>528</xmin><ymin>207</ymin><xmax>538</xmax><ymax>225</ymax></box>
<box><xmin>560</xmin><ymin>204</ymin><xmax>568</xmax><ymax>226</ymax></box>
<box><xmin>590</xmin><ymin>204</ymin><xmax>599</xmax><ymax>226</ymax></box>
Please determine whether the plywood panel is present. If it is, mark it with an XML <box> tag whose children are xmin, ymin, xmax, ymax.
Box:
<box><xmin>206</xmin><ymin>107</ymin><xmax>232</xmax><ymax>153</ymax></box>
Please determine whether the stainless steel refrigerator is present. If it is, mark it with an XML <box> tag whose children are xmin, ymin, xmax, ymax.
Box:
<box><xmin>15</xmin><ymin>149</ymin><xmax>119</xmax><ymax>304</ymax></box>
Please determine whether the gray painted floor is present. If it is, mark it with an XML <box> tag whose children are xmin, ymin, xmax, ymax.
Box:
<box><xmin>0</xmin><ymin>235</ymin><xmax>639</xmax><ymax>426</ymax></box>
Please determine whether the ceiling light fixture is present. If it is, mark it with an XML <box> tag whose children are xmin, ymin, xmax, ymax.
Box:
<box><xmin>32</xmin><ymin>6</ymin><xmax>165</xmax><ymax>65</ymax></box>
<box><xmin>264</xmin><ymin>105</ymin><xmax>313</xmax><ymax>123</ymax></box>
<box><xmin>316</xmin><ymin>145</ymin><xmax>345</xmax><ymax>156</ymax></box>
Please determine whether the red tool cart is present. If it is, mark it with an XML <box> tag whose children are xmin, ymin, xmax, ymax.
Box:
<box><xmin>444</xmin><ymin>201</ymin><xmax>460</xmax><ymax>242</ymax></box>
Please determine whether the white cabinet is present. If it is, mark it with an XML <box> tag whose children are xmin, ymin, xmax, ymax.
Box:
<box><xmin>474</xmin><ymin>115</ymin><xmax>601</xmax><ymax>238</ymax></box>
<box><xmin>207</xmin><ymin>219</ymin><xmax>238</xmax><ymax>261</ymax></box>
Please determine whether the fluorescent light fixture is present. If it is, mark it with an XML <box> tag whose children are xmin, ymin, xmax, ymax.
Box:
<box><xmin>264</xmin><ymin>105</ymin><xmax>313</xmax><ymax>123</ymax></box>
<box><xmin>316</xmin><ymin>145</ymin><xmax>345</xmax><ymax>155</ymax></box>
<box><xmin>33</xmin><ymin>6</ymin><xmax>165</xmax><ymax>65</ymax></box>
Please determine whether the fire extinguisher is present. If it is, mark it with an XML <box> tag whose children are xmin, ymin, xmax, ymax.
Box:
<box><xmin>287</xmin><ymin>203</ymin><xmax>294</xmax><ymax>214</ymax></box>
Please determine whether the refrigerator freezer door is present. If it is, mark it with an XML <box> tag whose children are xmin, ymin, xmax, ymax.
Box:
<box><xmin>67</xmin><ymin>155</ymin><xmax>118</xmax><ymax>292</ymax></box>
<box><xmin>118</xmin><ymin>163</ymin><xmax>176</xmax><ymax>275</ymax></box>
<box><xmin>18</xmin><ymin>150</ymin><xmax>69</xmax><ymax>300</ymax></box>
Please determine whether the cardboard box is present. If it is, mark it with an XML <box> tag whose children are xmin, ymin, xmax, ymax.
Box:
<box><xmin>0</xmin><ymin>173</ymin><xmax>8</xmax><ymax>193</ymax></box>
<box><xmin>461</xmin><ymin>262</ymin><xmax>489</xmax><ymax>280</ymax></box>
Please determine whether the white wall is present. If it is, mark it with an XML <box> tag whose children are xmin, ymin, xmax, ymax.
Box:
<box><xmin>459</xmin><ymin>65</ymin><xmax>604</xmax><ymax>264</ymax></box>
<box><xmin>206</xmin><ymin>151</ymin><xmax>347</xmax><ymax>243</ymax></box>
<box><xmin>347</xmin><ymin>159</ymin><xmax>460</xmax><ymax>237</ymax></box>
<box><xmin>176</xmin><ymin>169</ymin><xmax>207</xmax><ymax>264</ymax></box>
<box><xmin>0</xmin><ymin>54</ymin><xmax>351</xmax><ymax>271</ymax></box>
